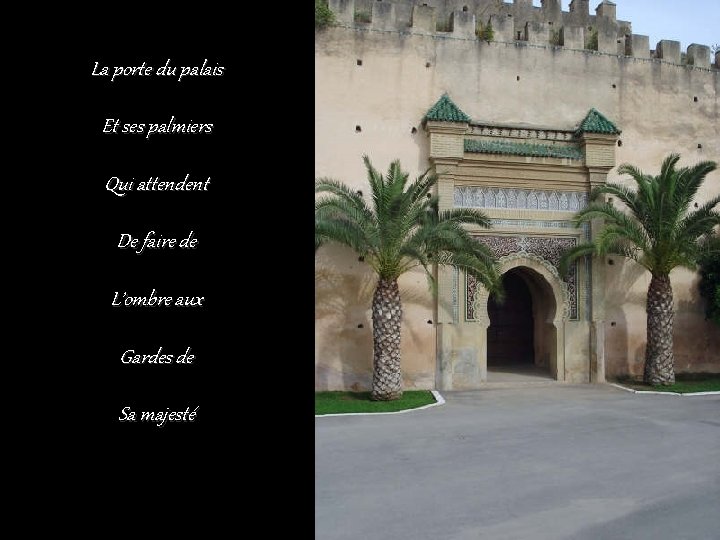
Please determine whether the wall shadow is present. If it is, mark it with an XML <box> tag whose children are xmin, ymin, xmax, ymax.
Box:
<box><xmin>603</xmin><ymin>258</ymin><xmax>647</xmax><ymax>380</ymax></box>
<box><xmin>315</xmin><ymin>244</ymin><xmax>376</xmax><ymax>391</ymax></box>
<box><xmin>315</xmin><ymin>245</ymin><xmax>437</xmax><ymax>390</ymax></box>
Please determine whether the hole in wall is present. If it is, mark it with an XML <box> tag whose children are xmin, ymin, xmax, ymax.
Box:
<box><xmin>356</xmin><ymin>190</ymin><xmax>363</xmax><ymax>196</ymax></box>
<box><xmin>608</xmin><ymin>259</ymin><xmax>614</xmax><ymax>265</ymax></box>
<box><xmin>358</xmin><ymin>256</ymin><xmax>364</xmax><ymax>262</ymax></box>
<box><xmin>426</xmin><ymin>61</ymin><xmax>431</xmax><ymax>68</ymax></box>
<box><xmin>698</xmin><ymin>143</ymin><xmax>703</xmax><ymax>149</ymax></box>
<box><xmin>516</xmin><ymin>75</ymin><xmax>520</xmax><ymax>81</ymax></box>
<box><xmin>355</xmin><ymin>125</ymin><xmax>362</xmax><ymax>132</ymax></box>
<box><xmin>693</xmin><ymin>96</ymin><xmax>698</xmax><ymax>102</ymax></box>
<box><xmin>462</xmin><ymin>5</ymin><xmax>468</xmax><ymax>12</ymax></box>
<box><xmin>617</xmin><ymin>140</ymin><xmax>622</xmax><ymax>147</ymax></box>
<box><xmin>611</xmin><ymin>321</ymin><xmax>616</xmax><ymax>326</ymax></box>
<box><xmin>427</xmin><ymin>320</ymin><xmax>433</xmax><ymax>324</ymax></box>
<box><xmin>612</xmin><ymin>84</ymin><xmax>616</xmax><ymax>88</ymax></box>
<box><xmin>357</xmin><ymin>59</ymin><xmax>362</xmax><ymax>66</ymax></box>
<box><xmin>617</xmin><ymin>39</ymin><xmax>621</xmax><ymax>44</ymax></box>
<box><xmin>694</xmin><ymin>202</ymin><xmax>699</xmax><ymax>208</ymax></box>
<box><xmin>411</xmin><ymin>127</ymin><xmax>417</xmax><ymax>134</ymax></box>
<box><xmin>507</xmin><ymin>13</ymin><xmax>512</xmax><ymax>17</ymax></box>
<box><xmin>358</xmin><ymin>324</ymin><xmax>364</xmax><ymax>328</ymax></box>
<box><xmin>426</xmin><ymin>193</ymin><xmax>432</xmax><ymax>198</ymax></box>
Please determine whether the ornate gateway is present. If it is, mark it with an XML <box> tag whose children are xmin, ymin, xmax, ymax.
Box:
<box><xmin>425</xmin><ymin>95</ymin><xmax>620</xmax><ymax>389</ymax></box>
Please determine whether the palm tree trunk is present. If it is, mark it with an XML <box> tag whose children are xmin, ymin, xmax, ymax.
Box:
<box><xmin>644</xmin><ymin>274</ymin><xmax>675</xmax><ymax>385</ymax></box>
<box><xmin>371</xmin><ymin>278</ymin><xmax>403</xmax><ymax>400</ymax></box>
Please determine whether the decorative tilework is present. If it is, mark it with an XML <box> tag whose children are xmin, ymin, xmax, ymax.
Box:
<box><xmin>585</xmin><ymin>257</ymin><xmax>591</xmax><ymax>321</ymax></box>
<box><xmin>464</xmin><ymin>139</ymin><xmax>584</xmax><ymax>160</ymax></box>
<box><xmin>454</xmin><ymin>187</ymin><xmax>588</xmax><ymax>212</ymax></box>
<box><xmin>576</xmin><ymin>108</ymin><xmax>621</xmax><ymax>135</ymax></box>
<box><xmin>452</xmin><ymin>266</ymin><xmax>459</xmax><ymax>324</ymax></box>
<box><xmin>489</xmin><ymin>219</ymin><xmax>573</xmax><ymax>229</ymax></box>
<box><xmin>466</xmin><ymin>272</ymin><xmax>479</xmax><ymax>321</ymax></box>
<box><xmin>466</xmin><ymin>235</ymin><xmax>579</xmax><ymax>320</ymax></box>
<box><xmin>469</xmin><ymin>124</ymin><xmax>575</xmax><ymax>141</ymax></box>
<box><xmin>424</xmin><ymin>94</ymin><xmax>471</xmax><ymax>123</ymax></box>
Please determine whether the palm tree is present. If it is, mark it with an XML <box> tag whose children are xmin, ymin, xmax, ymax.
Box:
<box><xmin>316</xmin><ymin>156</ymin><xmax>502</xmax><ymax>400</ymax></box>
<box><xmin>560</xmin><ymin>154</ymin><xmax>719</xmax><ymax>386</ymax></box>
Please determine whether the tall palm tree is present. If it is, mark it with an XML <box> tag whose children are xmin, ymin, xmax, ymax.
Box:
<box><xmin>560</xmin><ymin>154</ymin><xmax>719</xmax><ymax>385</ymax></box>
<box><xmin>316</xmin><ymin>156</ymin><xmax>502</xmax><ymax>400</ymax></box>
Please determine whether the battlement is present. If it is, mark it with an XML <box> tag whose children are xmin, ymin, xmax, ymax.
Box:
<box><xmin>327</xmin><ymin>0</ymin><xmax>718</xmax><ymax>69</ymax></box>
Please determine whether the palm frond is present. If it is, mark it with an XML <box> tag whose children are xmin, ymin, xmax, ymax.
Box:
<box><xmin>559</xmin><ymin>243</ymin><xmax>595</xmax><ymax>277</ymax></box>
<box><xmin>317</xmin><ymin>157</ymin><xmax>502</xmax><ymax>297</ymax></box>
<box><xmin>438</xmin><ymin>208</ymin><xmax>492</xmax><ymax>228</ymax></box>
<box><xmin>676</xmin><ymin>200</ymin><xmax>720</xmax><ymax>243</ymax></box>
<box><xmin>588</xmin><ymin>182</ymin><xmax>641</xmax><ymax>215</ymax></box>
<box><xmin>564</xmin><ymin>154</ymin><xmax>718</xmax><ymax>277</ymax></box>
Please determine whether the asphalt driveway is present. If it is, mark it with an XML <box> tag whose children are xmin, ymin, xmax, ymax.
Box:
<box><xmin>315</xmin><ymin>384</ymin><xmax>720</xmax><ymax>540</ymax></box>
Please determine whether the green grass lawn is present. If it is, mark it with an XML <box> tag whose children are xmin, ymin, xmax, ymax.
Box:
<box><xmin>315</xmin><ymin>390</ymin><xmax>437</xmax><ymax>415</ymax></box>
<box><xmin>618</xmin><ymin>374</ymin><xmax>720</xmax><ymax>394</ymax></box>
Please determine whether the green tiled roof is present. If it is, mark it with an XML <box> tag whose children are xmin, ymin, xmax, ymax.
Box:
<box><xmin>464</xmin><ymin>139</ymin><xmax>584</xmax><ymax>160</ymax></box>
<box><xmin>576</xmin><ymin>109</ymin><xmax>621</xmax><ymax>135</ymax></box>
<box><xmin>424</xmin><ymin>94</ymin><xmax>471</xmax><ymax>123</ymax></box>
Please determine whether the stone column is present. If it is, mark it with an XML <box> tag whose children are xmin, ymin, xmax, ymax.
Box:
<box><xmin>582</xmin><ymin>130</ymin><xmax>619</xmax><ymax>383</ymax></box>
<box><xmin>586</xmin><ymin>163</ymin><xmax>614</xmax><ymax>383</ymax></box>
<box><xmin>588</xmin><ymin>171</ymin><xmax>608</xmax><ymax>383</ymax></box>
<box><xmin>436</xmin><ymin>318</ymin><xmax>454</xmax><ymax>390</ymax></box>
<box><xmin>425</xmin><ymin>117</ymin><xmax>467</xmax><ymax>389</ymax></box>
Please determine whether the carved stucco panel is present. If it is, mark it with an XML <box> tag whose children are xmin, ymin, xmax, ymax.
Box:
<box><xmin>466</xmin><ymin>235</ymin><xmax>577</xmax><ymax>321</ymax></box>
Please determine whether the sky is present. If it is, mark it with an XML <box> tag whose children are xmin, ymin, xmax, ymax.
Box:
<box><xmin>531</xmin><ymin>0</ymin><xmax>719</xmax><ymax>49</ymax></box>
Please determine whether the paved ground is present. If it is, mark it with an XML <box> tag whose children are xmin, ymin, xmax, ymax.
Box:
<box><xmin>315</xmin><ymin>384</ymin><xmax>720</xmax><ymax>540</ymax></box>
<box><xmin>487</xmin><ymin>364</ymin><xmax>554</xmax><ymax>382</ymax></box>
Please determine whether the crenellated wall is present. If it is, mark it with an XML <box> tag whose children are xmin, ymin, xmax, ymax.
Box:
<box><xmin>316</xmin><ymin>0</ymin><xmax>720</xmax><ymax>390</ymax></box>
<box><xmin>329</xmin><ymin>0</ymin><xmax>718</xmax><ymax>68</ymax></box>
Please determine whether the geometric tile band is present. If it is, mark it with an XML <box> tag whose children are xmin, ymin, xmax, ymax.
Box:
<box><xmin>489</xmin><ymin>218</ymin><xmax>576</xmax><ymax>229</ymax></box>
<box><xmin>454</xmin><ymin>186</ymin><xmax>588</xmax><ymax>212</ymax></box>
<box><xmin>452</xmin><ymin>266</ymin><xmax>459</xmax><ymax>324</ymax></box>
<box><xmin>466</xmin><ymin>235</ymin><xmax>578</xmax><ymax>320</ymax></box>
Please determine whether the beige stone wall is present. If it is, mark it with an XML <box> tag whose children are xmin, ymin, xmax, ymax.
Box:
<box><xmin>315</xmin><ymin>244</ymin><xmax>436</xmax><ymax>390</ymax></box>
<box><xmin>315</xmin><ymin>26</ymin><xmax>720</xmax><ymax>389</ymax></box>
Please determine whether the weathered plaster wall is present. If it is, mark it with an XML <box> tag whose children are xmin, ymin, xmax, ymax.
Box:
<box><xmin>315</xmin><ymin>18</ymin><xmax>720</xmax><ymax>389</ymax></box>
<box><xmin>315</xmin><ymin>244</ymin><xmax>436</xmax><ymax>390</ymax></box>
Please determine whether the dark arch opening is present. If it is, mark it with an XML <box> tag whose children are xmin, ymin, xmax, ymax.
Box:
<box><xmin>486</xmin><ymin>266</ymin><xmax>557</xmax><ymax>381</ymax></box>
<box><xmin>487</xmin><ymin>269</ymin><xmax>535</xmax><ymax>367</ymax></box>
